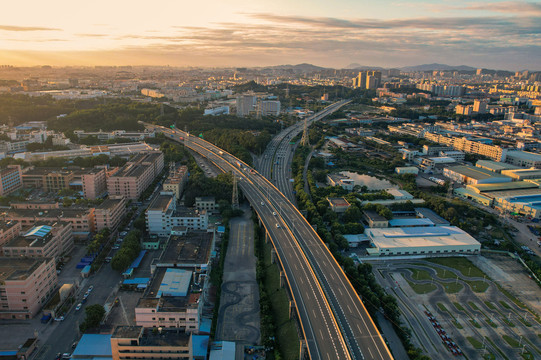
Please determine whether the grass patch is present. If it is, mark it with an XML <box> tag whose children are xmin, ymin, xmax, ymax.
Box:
<box><xmin>470</xmin><ymin>319</ymin><xmax>482</xmax><ymax>328</ymax></box>
<box><xmin>500</xmin><ymin>301</ymin><xmax>511</xmax><ymax>309</ymax></box>
<box><xmin>263</xmin><ymin>242</ymin><xmax>300</xmax><ymax>359</ymax></box>
<box><xmin>521</xmin><ymin>351</ymin><xmax>535</xmax><ymax>360</ymax></box>
<box><xmin>425</xmin><ymin>264</ymin><xmax>455</xmax><ymax>279</ymax></box>
<box><xmin>466</xmin><ymin>279</ymin><xmax>489</xmax><ymax>292</ymax></box>
<box><xmin>485</xmin><ymin>337</ymin><xmax>509</xmax><ymax>360</ymax></box>
<box><xmin>467</xmin><ymin>336</ymin><xmax>484</xmax><ymax>349</ymax></box>
<box><xmin>485</xmin><ymin>301</ymin><xmax>496</xmax><ymax>310</ymax></box>
<box><xmin>502</xmin><ymin>335</ymin><xmax>520</xmax><ymax>348</ymax></box>
<box><xmin>454</xmin><ymin>302</ymin><xmax>465</xmax><ymax>311</ymax></box>
<box><xmin>406</xmin><ymin>280</ymin><xmax>437</xmax><ymax>294</ymax></box>
<box><xmin>426</xmin><ymin>257</ymin><xmax>486</xmax><ymax>277</ymax></box>
<box><xmin>408</xmin><ymin>268</ymin><xmax>432</xmax><ymax>281</ymax></box>
<box><xmin>439</xmin><ymin>281</ymin><xmax>463</xmax><ymax>293</ymax></box>
<box><xmin>483</xmin><ymin>354</ymin><xmax>495</xmax><ymax>360</ymax></box>
<box><xmin>437</xmin><ymin>303</ymin><xmax>448</xmax><ymax>312</ymax></box>
<box><xmin>469</xmin><ymin>301</ymin><xmax>480</xmax><ymax>311</ymax></box>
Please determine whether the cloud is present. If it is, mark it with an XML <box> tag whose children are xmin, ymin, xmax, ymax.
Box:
<box><xmin>0</xmin><ymin>25</ymin><xmax>60</xmax><ymax>31</ymax></box>
<box><xmin>461</xmin><ymin>1</ymin><xmax>541</xmax><ymax>15</ymax></box>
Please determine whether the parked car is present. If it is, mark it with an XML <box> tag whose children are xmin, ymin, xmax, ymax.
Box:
<box><xmin>54</xmin><ymin>316</ymin><xmax>65</xmax><ymax>321</ymax></box>
<box><xmin>75</xmin><ymin>303</ymin><xmax>82</xmax><ymax>311</ymax></box>
<box><xmin>88</xmin><ymin>285</ymin><xmax>94</xmax><ymax>292</ymax></box>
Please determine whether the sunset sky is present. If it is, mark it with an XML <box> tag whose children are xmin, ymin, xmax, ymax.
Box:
<box><xmin>0</xmin><ymin>0</ymin><xmax>539</xmax><ymax>69</ymax></box>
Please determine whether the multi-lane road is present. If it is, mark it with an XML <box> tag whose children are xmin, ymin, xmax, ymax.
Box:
<box><xmin>147</xmin><ymin>108</ymin><xmax>393</xmax><ymax>359</ymax></box>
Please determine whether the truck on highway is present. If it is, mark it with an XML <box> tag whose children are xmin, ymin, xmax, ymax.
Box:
<box><xmin>218</xmin><ymin>151</ymin><xmax>224</xmax><ymax>155</ymax></box>
<box><xmin>236</xmin><ymin>161</ymin><xmax>242</xmax><ymax>168</ymax></box>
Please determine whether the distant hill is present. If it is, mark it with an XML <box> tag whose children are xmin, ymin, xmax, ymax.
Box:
<box><xmin>345</xmin><ymin>63</ymin><xmax>386</xmax><ymax>70</ymax></box>
<box><xmin>264</xmin><ymin>63</ymin><xmax>328</xmax><ymax>73</ymax></box>
<box><xmin>401</xmin><ymin>63</ymin><xmax>477</xmax><ymax>72</ymax></box>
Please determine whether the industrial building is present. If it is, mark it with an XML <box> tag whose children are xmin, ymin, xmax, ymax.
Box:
<box><xmin>146</xmin><ymin>194</ymin><xmax>208</xmax><ymax>236</ymax></box>
<box><xmin>364</xmin><ymin>226</ymin><xmax>481</xmax><ymax>257</ymax></box>
<box><xmin>501</xmin><ymin>168</ymin><xmax>541</xmax><ymax>181</ymax></box>
<box><xmin>475</xmin><ymin>160</ymin><xmax>521</xmax><ymax>173</ymax></box>
<box><xmin>505</xmin><ymin>150</ymin><xmax>541</xmax><ymax>169</ymax></box>
<box><xmin>443</xmin><ymin>165</ymin><xmax>512</xmax><ymax>185</ymax></box>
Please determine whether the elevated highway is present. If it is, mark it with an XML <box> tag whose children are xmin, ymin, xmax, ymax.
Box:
<box><xmin>148</xmin><ymin>117</ymin><xmax>393</xmax><ymax>360</ymax></box>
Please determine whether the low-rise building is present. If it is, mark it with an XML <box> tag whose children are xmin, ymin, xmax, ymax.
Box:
<box><xmin>327</xmin><ymin>197</ymin><xmax>351</xmax><ymax>213</ymax></box>
<box><xmin>0</xmin><ymin>220</ymin><xmax>22</xmax><ymax>250</ymax></box>
<box><xmin>154</xmin><ymin>231</ymin><xmax>215</xmax><ymax>272</ymax></box>
<box><xmin>146</xmin><ymin>195</ymin><xmax>208</xmax><ymax>237</ymax></box>
<box><xmin>363</xmin><ymin>210</ymin><xmax>389</xmax><ymax>228</ymax></box>
<box><xmin>94</xmin><ymin>196</ymin><xmax>127</xmax><ymax>232</ymax></box>
<box><xmin>111</xmin><ymin>326</ymin><xmax>209</xmax><ymax>360</ymax></box>
<box><xmin>135</xmin><ymin>268</ymin><xmax>202</xmax><ymax>332</ymax></box>
<box><xmin>475</xmin><ymin>160</ymin><xmax>522</xmax><ymax>173</ymax></box>
<box><xmin>501</xmin><ymin>168</ymin><xmax>541</xmax><ymax>181</ymax></box>
<box><xmin>327</xmin><ymin>174</ymin><xmax>355</xmax><ymax>191</ymax></box>
<box><xmin>163</xmin><ymin>165</ymin><xmax>188</xmax><ymax>201</ymax></box>
<box><xmin>2</xmin><ymin>222</ymin><xmax>73</xmax><ymax>261</ymax></box>
<box><xmin>0</xmin><ymin>257</ymin><xmax>57</xmax><ymax>319</ymax></box>
<box><xmin>364</xmin><ymin>226</ymin><xmax>481</xmax><ymax>257</ymax></box>
<box><xmin>443</xmin><ymin>165</ymin><xmax>512</xmax><ymax>185</ymax></box>
<box><xmin>505</xmin><ymin>151</ymin><xmax>541</xmax><ymax>169</ymax></box>
<box><xmin>194</xmin><ymin>197</ymin><xmax>216</xmax><ymax>213</ymax></box>
<box><xmin>0</xmin><ymin>165</ymin><xmax>23</xmax><ymax>196</ymax></box>
<box><xmin>395</xmin><ymin>166</ymin><xmax>419</xmax><ymax>175</ymax></box>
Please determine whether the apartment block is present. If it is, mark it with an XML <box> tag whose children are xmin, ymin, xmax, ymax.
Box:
<box><xmin>22</xmin><ymin>168</ymin><xmax>73</xmax><ymax>192</ymax></box>
<box><xmin>111</xmin><ymin>326</ymin><xmax>208</xmax><ymax>360</ymax></box>
<box><xmin>146</xmin><ymin>194</ymin><xmax>208</xmax><ymax>237</ymax></box>
<box><xmin>0</xmin><ymin>257</ymin><xmax>57</xmax><ymax>319</ymax></box>
<box><xmin>424</xmin><ymin>133</ymin><xmax>507</xmax><ymax>161</ymax></box>
<box><xmin>94</xmin><ymin>196</ymin><xmax>127</xmax><ymax>232</ymax></box>
<box><xmin>0</xmin><ymin>165</ymin><xmax>23</xmax><ymax>196</ymax></box>
<box><xmin>107</xmin><ymin>151</ymin><xmax>164</xmax><ymax>200</ymax></box>
<box><xmin>261</xmin><ymin>100</ymin><xmax>281</xmax><ymax>116</ymax></box>
<box><xmin>0</xmin><ymin>220</ymin><xmax>22</xmax><ymax>250</ymax></box>
<box><xmin>81</xmin><ymin>167</ymin><xmax>107</xmax><ymax>200</ymax></box>
<box><xmin>2</xmin><ymin>222</ymin><xmax>74</xmax><ymax>261</ymax></box>
<box><xmin>6</xmin><ymin>208</ymin><xmax>94</xmax><ymax>239</ymax></box>
<box><xmin>163</xmin><ymin>165</ymin><xmax>188</xmax><ymax>201</ymax></box>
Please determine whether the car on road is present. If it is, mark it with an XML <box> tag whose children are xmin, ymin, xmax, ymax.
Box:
<box><xmin>54</xmin><ymin>316</ymin><xmax>65</xmax><ymax>321</ymax></box>
<box><xmin>260</xmin><ymin>202</ymin><xmax>264</xmax><ymax>206</ymax></box>
<box><xmin>55</xmin><ymin>353</ymin><xmax>62</xmax><ymax>360</ymax></box>
<box><xmin>272</xmin><ymin>212</ymin><xmax>276</xmax><ymax>216</ymax></box>
<box><xmin>120</xmin><ymin>231</ymin><xmax>128</xmax><ymax>237</ymax></box>
<box><xmin>88</xmin><ymin>285</ymin><xmax>94</xmax><ymax>292</ymax></box>
<box><xmin>105</xmin><ymin>257</ymin><xmax>112</xmax><ymax>263</ymax></box>
<box><xmin>112</xmin><ymin>246</ymin><xmax>120</xmax><ymax>250</ymax></box>
<box><xmin>75</xmin><ymin>303</ymin><xmax>82</xmax><ymax>311</ymax></box>
<box><xmin>275</xmin><ymin>223</ymin><xmax>281</xmax><ymax>228</ymax></box>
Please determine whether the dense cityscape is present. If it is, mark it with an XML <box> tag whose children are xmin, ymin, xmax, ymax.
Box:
<box><xmin>1</xmin><ymin>1</ymin><xmax>541</xmax><ymax>360</ymax></box>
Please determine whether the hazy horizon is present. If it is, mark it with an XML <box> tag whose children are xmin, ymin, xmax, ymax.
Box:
<box><xmin>1</xmin><ymin>0</ymin><xmax>540</xmax><ymax>71</ymax></box>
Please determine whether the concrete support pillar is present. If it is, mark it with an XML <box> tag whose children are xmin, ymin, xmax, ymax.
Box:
<box><xmin>270</xmin><ymin>248</ymin><xmax>276</xmax><ymax>264</ymax></box>
<box><xmin>299</xmin><ymin>339</ymin><xmax>307</xmax><ymax>360</ymax></box>
<box><xmin>289</xmin><ymin>300</ymin><xmax>296</xmax><ymax>320</ymax></box>
<box><xmin>265</xmin><ymin>230</ymin><xmax>270</xmax><ymax>244</ymax></box>
<box><xmin>280</xmin><ymin>271</ymin><xmax>286</xmax><ymax>288</ymax></box>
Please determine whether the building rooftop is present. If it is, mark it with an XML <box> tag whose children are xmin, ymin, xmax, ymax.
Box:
<box><xmin>6</xmin><ymin>208</ymin><xmax>91</xmax><ymax>219</ymax></box>
<box><xmin>327</xmin><ymin>197</ymin><xmax>350</xmax><ymax>207</ymax></box>
<box><xmin>476</xmin><ymin>160</ymin><xmax>521</xmax><ymax>172</ymax></box>
<box><xmin>468</xmin><ymin>181</ymin><xmax>538</xmax><ymax>193</ymax></box>
<box><xmin>445</xmin><ymin>165</ymin><xmax>511</xmax><ymax>181</ymax></box>
<box><xmin>159</xmin><ymin>231</ymin><xmax>213</xmax><ymax>266</ymax></box>
<box><xmin>157</xmin><ymin>269</ymin><xmax>192</xmax><ymax>297</ymax></box>
<box><xmin>196</xmin><ymin>196</ymin><xmax>215</xmax><ymax>202</ymax></box>
<box><xmin>0</xmin><ymin>220</ymin><xmax>19</xmax><ymax>232</ymax></box>
<box><xmin>388</xmin><ymin>218</ymin><xmax>434</xmax><ymax>227</ymax></box>
<box><xmin>507</xmin><ymin>150</ymin><xmax>541</xmax><ymax>161</ymax></box>
<box><xmin>112</xmin><ymin>325</ymin><xmax>144</xmax><ymax>339</ymax></box>
<box><xmin>96</xmin><ymin>197</ymin><xmax>125</xmax><ymax>211</ymax></box>
<box><xmin>414</xmin><ymin>208</ymin><xmax>450</xmax><ymax>226</ymax></box>
<box><xmin>72</xmin><ymin>334</ymin><xmax>112</xmax><ymax>357</ymax></box>
<box><xmin>363</xmin><ymin>210</ymin><xmax>388</xmax><ymax>222</ymax></box>
<box><xmin>148</xmin><ymin>194</ymin><xmax>174</xmax><ymax>212</ymax></box>
<box><xmin>502</xmin><ymin>168</ymin><xmax>541</xmax><ymax>178</ymax></box>
<box><xmin>0</xmin><ymin>257</ymin><xmax>49</xmax><ymax>281</ymax></box>
<box><xmin>366</xmin><ymin>226</ymin><xmax>480</xmax><ymax>249</ymax></box>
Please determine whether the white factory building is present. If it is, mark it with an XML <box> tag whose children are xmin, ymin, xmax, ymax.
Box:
<box><xmin>364</xmin><ymin>226</ymin><xmax>481</xmax><ymax>257</ymax></box>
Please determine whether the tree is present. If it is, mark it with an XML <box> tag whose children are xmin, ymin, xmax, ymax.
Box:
<box><xmin>80</xmin><ymin>304</ymin><xmax>105</xmax><ymax>332</ymax></box>
<box><xmin>343</xmin><ymin>205</ymin><xmax>362</xmax><ymax>223</ymax></box>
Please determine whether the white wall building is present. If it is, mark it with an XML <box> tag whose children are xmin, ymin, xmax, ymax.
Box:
<box><xmin>146</xmin><ymin>194</ymin><xmax>208</xmax><ymax>236</ymax></box>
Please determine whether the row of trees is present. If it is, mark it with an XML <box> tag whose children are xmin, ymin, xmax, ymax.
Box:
<box><xmin>111</xmin><ymin>230</ymin><xmax>142</xmax><ymax>272</ymax></box>
<box><xmin>79</xmin><ymin>304</ymin><xmax>106</xmax><ymax>333</ymax></box>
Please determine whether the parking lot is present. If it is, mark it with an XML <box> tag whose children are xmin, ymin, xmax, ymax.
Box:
<box><xmin>372</xmin><ymin>255</ymin><xmax>541</xmax><ymax>359</ymax></box>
